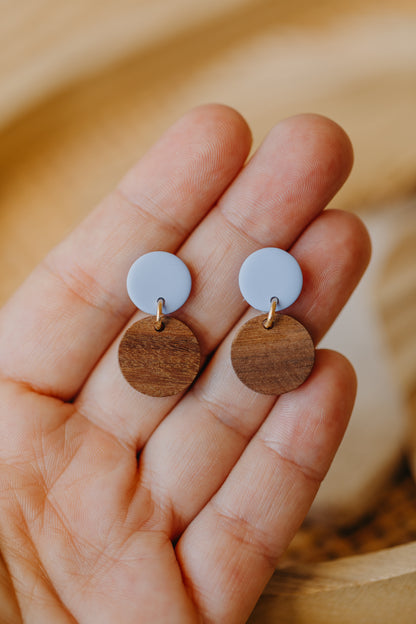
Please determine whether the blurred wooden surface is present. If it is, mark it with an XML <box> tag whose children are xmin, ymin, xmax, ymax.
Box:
<box><xmin>309</xmin><ymin>209</ymin><xmax>408</xmax><ymax>526</ymax></box>
<box><xmin>1</xmin><ymin>0</ymin><xmax>416</xmax><ymax>303</ymax></box>
<box><xmin>2</xmin><ymin>0</ymin><xmax>415</xmax><ymax>127</ymax></box>
<box><xmin>250</xmin><ymin>542</ymin><xmax>416</xmax><ymax>623</ymax></box>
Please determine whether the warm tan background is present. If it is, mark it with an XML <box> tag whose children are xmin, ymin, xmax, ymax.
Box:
<box><xmin>2</xmin><ymin>1</ymin><xmax>416</xmax><ymax>622</ymax></box>
<box><xmin>1</xmin><ymin>0</ymin><xmax>416</xmax><ymax>301</ymax></box>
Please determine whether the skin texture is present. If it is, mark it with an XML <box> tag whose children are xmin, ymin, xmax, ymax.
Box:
<box><xmin>0</xmin><ymin>105</ymin><xmax>371</xmax><ymax>623</ymax></box>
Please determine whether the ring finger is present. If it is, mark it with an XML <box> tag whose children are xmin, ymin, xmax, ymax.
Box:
<box><xmin>138</xmin><ymin>208</ymin><xmax>371</xmax><ymax>536</ymax></box>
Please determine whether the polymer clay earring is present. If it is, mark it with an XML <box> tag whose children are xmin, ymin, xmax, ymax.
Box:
<box><xmin>231</xmin><ymin>248</ymin><xmax>315</xmax><ymax>395</ymax></box>
<box><xmin>118</xmin><ymin>251</ymin><xmax>200</xmax><ymax>397</ymax></box>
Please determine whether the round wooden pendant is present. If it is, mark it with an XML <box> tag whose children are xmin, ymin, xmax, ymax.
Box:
<box><xmin>231</xmin><ymin>314</ymin><xmax>315</xmax><ymax>395</ymax></box>
<box><xmin>118</xmin><ymin>316</ymin><xmax>200</xmax><ymax>397</ymax></box>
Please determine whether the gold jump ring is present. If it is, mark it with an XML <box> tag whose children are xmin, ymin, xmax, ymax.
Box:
<box><xmin>263</xmin><ymin>296</ymin><xmax>279</xmax><ymax>329</ymax></box>
<box><xmin>154</xmin><ymin>297</ymin><xmax>165</xmax><ymax>331</ymax></box>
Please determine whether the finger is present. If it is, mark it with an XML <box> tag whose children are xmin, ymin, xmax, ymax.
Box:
<box><xmin>77</xmin><ymin>114</ymin><xmax>354</xmax><ymax>447</ymax></box>
<box><xmin>0</xmin><ymin>105</ymin><xmax>251</xmax><ymax>400</ymax></box>
<box><xmin>176</xmin><ymin>350</ymin><xmax>357</xmax><ymax>624</ymax></box>
<box><xmin>139</xmin><ymin>209</ymin><xmax>370</xmax><ymax>535</ymax></box>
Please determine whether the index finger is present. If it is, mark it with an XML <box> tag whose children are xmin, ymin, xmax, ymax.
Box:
<box><xmin>0</xmin><ymin>105</ymin><xmax>252</xmax><ymax>400</ymax></box>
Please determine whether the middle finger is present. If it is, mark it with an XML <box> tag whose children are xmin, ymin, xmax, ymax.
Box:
<box><xmin>76</xmin><ymin>114</ymin><xmax>353</xmax><ymax>448</ymax></box>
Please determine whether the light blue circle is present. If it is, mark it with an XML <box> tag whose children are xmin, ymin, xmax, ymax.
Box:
<box><xmin>127</xmin><ymin>251</ymin><xmax>192</xmax><ymax>314</ymax></box>
<box><xmin>239</xmin><ymin>248</ymin><xmax>303</xmax><ymax>312</ymax></box>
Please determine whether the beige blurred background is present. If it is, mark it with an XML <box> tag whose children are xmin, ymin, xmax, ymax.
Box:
<box><xmin>1</xmin><ymin>0</ymin><xmax>416</xmax><ymax>621</ymax></box>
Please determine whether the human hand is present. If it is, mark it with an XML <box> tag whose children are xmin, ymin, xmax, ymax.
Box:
<box><xmin>0</xmin><ymin>105</ymin><xmax>370</xmax><ymax>623</ymax></box>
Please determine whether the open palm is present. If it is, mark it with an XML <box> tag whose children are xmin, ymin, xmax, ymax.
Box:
<box><xmin>0</xmin><ymin>105</ymin><xmax>370</xmax><ymax>623</ymax></box>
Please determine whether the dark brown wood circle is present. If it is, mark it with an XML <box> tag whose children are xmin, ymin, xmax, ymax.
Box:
<box><xmin>231</xmin><ymin>314</ymin><xmax>315</xmax><ymax>395</ymax></box>
<box><xmin>118</xmin><ymin>316</ymin><xmax>201</xmax><ymax>397</ymax></box>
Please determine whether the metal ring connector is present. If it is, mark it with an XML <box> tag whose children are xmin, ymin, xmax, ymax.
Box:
<box><xmin>263</xmin><ymin>296</ymin><xmax>279</xmax><ymax>329</ymax></box>
<box><xmin>154</xmin><ymin>297</ymin><xmax>165</xmax><ymax>331</ymax></box>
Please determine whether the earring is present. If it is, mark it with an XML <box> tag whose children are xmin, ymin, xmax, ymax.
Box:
<box><xmin>118</xmin><ymin>251</ymin><xmax>200</xmax><ymax>397</ymax></box>
<box><xmin>231</xmin><ymin>247</ymin><xmax>315</xmax><ymax>395</ymax></box>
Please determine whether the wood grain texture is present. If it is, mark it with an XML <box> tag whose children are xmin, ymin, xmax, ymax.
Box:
<box><xmin>118</xmin><ymin>316</ymin><xmax>200</xmax><ymax>397</ymax></box>
<box><xmin>231</xmin><ymin>314</ymin><xmax>315</xmax><ymax>395</ymax></box>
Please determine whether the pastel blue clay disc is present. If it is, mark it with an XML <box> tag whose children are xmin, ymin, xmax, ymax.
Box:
<box><xmin>127</xmin><ymin>251</ymin><xmax>192</xmax><ymax>314</ymax></box>
<box><xmin>239</xmin><ymin>248</ymin><xmax>303</xmax><ymax>312</ymax></box>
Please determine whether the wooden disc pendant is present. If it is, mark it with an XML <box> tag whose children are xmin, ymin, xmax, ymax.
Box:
<box><xmin>119</xmin><ymin>316</ymin><xmax>200</xmax><ymax>397</ymax></box>
<box><xmin>231</xmin><ymin>314</ymin><xmax>315</xmax><ymax>395</ymax></box>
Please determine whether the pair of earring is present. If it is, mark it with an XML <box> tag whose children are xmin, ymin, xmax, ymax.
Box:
<box><xmin>118</xmin><ymin>249</ymin><xmax>315</xmax><ymax>397</ymax></box>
